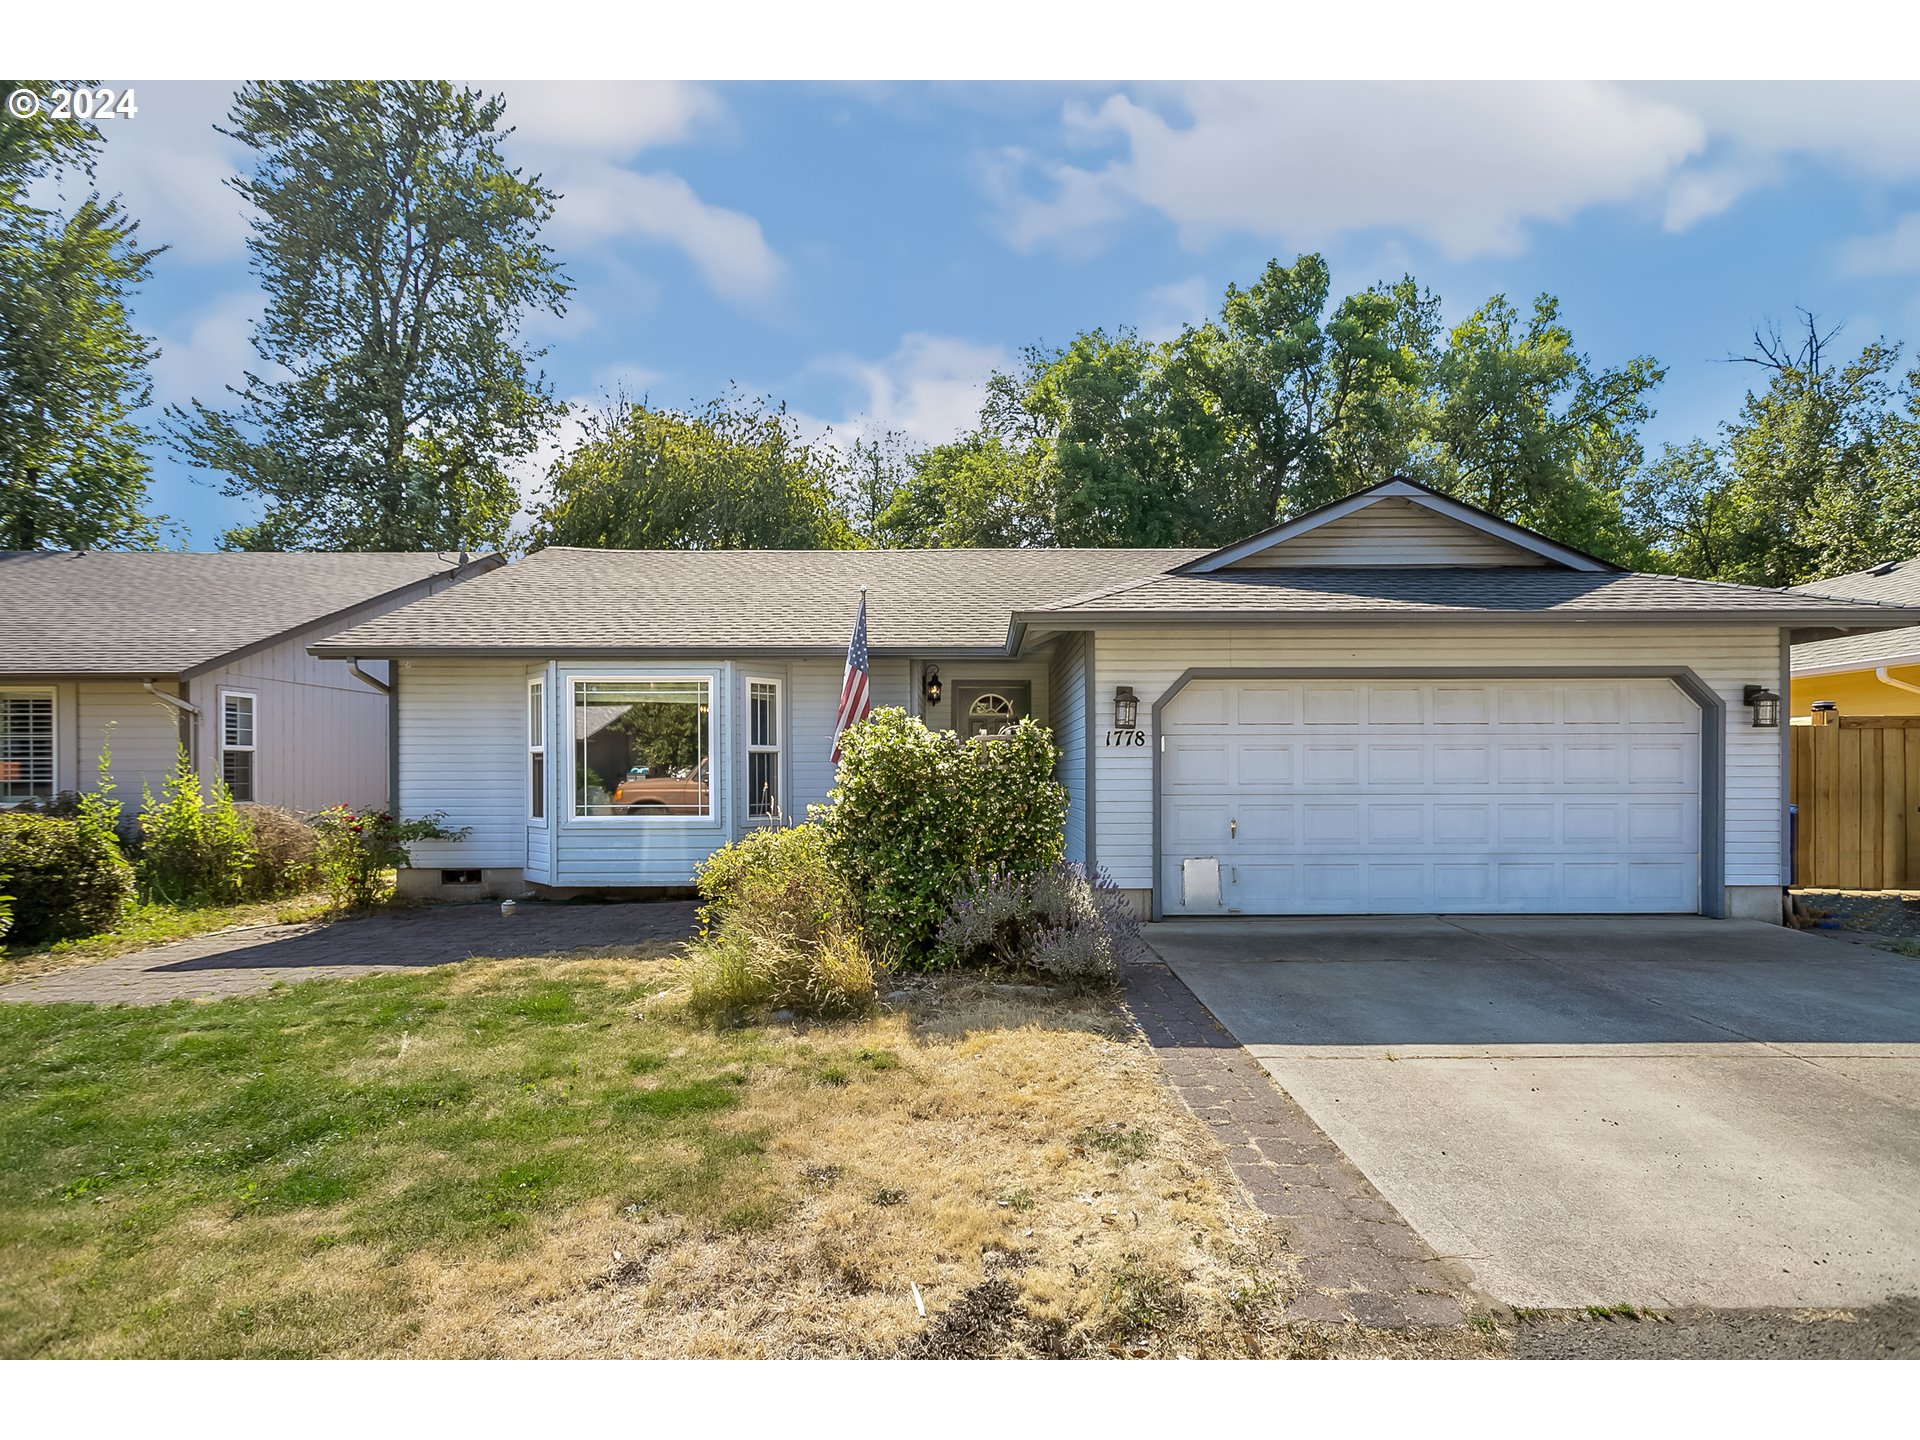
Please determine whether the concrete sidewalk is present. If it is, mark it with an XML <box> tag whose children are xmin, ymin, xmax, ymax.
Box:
<box><xmin>1145</xmin><ymin>915</ymin><xmax>1920</xmax><ymax>1311</ymax></box>
<box><xmin>0</xmin><ymin>900</ymin><xmax>699</xmax><ymax>1006</ymax></box>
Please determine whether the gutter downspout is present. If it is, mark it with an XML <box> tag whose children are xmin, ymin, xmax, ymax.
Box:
<box><xmin>1875</xmin><ymin>666</ymin><xmax>1920</xmax><ymax>698</ymax></box>
<box><xmin>145</xmin><ymin>679</ymin><xmax>201</xmax><ymax>769</ymax></box>
<box><xmin>143</xmin><ymin>679</ymin><xmax>200</xmax><ymax>719</ymax></box>
<box><xmin>347</xmin><ymin>659</ymin><xmax>392</xmax><ymax>695</ymax></box>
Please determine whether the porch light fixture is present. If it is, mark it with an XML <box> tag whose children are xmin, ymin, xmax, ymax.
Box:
<box><xmin>1744</xmin><ymin>685</ymin><xmax>1782</xmax><ymax>729</ymax></box>
<box><xmin>1114</xmin><ymin>686</ymin><xmax>1139</xmax><ymax>731</ymax></box>
<box><xmin>922</xmin><ymin>664</ymin><xmax>943</xmax><ymax>707</ymax></box>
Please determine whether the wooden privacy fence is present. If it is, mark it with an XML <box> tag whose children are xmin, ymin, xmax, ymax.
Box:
<box><xmin>1791</xmin><ymin>716</ymin><xmax>1920</xmax><ymax>890</ymax></box>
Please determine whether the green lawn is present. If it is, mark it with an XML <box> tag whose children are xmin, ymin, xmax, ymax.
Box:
<box><xmin>0</xmin><ymin>947</ymin><xmax>1369</xmax><ymax>1358</ymax></box>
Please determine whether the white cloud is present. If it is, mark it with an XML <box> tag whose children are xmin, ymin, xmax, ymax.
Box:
<box><xmin>993</xmin><ymin>83</ymin><xmax>1707</xmax><ymax>259</ymax></box>
<box><xmin>497</xmin><ymin>81</ymin><xmax>784</xmax><ymax>305</ymax></box>
<box><xmin>148</xmin><ymin>290</ymin><xmax>264</xmax><ymax>409</ymax></box>
<box><xmin>543</xmin><ymin>164</ymin><xmax>784</xmax><ymax>301</ymax></box>
<box><xmin>805</xmin><ymin>333</ymin><xmax>1012</xmax><ymax>448</ymax></box>
<box><xmin>991</xmin><ymin>80</ymin><xmax>1920</xmax><ymax>259</ymax></box>
<box><xmin>1140</xmin><ymin>275</ymin><xmax>1212</xmax><ymax>340</ymax></box>
<box><xmin>1839</xmin><ymin>212</ymin><xmax>1920</xmax><ymax>276</ymax></box>
<box><xmin>491</xmin><ymin>80</ymin><xmax>723</xmax><ymax>154</ymax></box>
<box><xmin>90</xmin><ymin>81</ymin><xmax>250</xmax><ymax>263</ymax></box>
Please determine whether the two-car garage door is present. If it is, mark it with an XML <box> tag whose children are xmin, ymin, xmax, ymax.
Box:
<box><xmin>1160</xmin><ymin>678</ymin><xmax>1701</xmax><ymax>916</ymax></box>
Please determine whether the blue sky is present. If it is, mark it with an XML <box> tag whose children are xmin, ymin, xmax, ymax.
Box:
<box><xmin>84</xmin><ymin>80</ymin><xmax>1920</xmax><ymax>546</ymax></box>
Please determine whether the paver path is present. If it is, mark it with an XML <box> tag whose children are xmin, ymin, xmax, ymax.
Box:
<box><xmin>1123</xmin><ymin>951</ymin><xmax>1474</xmax><ymax>1329</ymax></box>
<box><xmin>0</xmin><ymin>900</ymin><xmax>700</xmax><ymax>1006</ymax></box>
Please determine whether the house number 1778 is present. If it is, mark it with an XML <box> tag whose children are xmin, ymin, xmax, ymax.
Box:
<box><xmin>1103</xmin><ymin>730</ymin><xmax>1148</xmax><ymax>747</ymax></box>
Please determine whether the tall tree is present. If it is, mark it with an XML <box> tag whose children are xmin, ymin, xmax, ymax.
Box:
<box><xmin>530</xmin><ymin>395</ymin><xmax>857</xmax><ymax>551</ymax></box>
<box><xmin>169</xmin><ymin>81</ymin><xmax>569</xmax><ymax>551</ymax></box>
<box><xmin>1419</xmin><ymin>294</ymin><xmax>1664</xmax><ymax>561</ymax></box>
<box><xmin>1630</xmin><ymin>314</ymin><xmax>1915</xmax><ymax>584</ymax></box>
<box><xmin>876</xmin><ymin>432</ymin><xmax>1054</xmax><ymax>547</ymax></box>
<box><xmin>1</xmin><ymin>79</ymin><xmax>165</xmax><ymax>550</ymax></box>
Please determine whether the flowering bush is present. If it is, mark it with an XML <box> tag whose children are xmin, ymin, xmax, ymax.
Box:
<box><xmin>312</xmin><ymin>807</ymin><xmax>469</xmax><ymax>909</ymax></box>
<box><xmin>814</xmin><ymin>708</ymin><xmax>1066</xmax><ymax>961</ymax></box>
<box><xmin>934</xmin><ymin>862</ymin><xmax>1143</xmax><ymax>987</ymax></box>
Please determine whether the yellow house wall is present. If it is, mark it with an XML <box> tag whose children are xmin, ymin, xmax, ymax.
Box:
<box><xmin>1791</xmin><ymin>664</ymin><xmax>1920</xmax><ymax>718</ymax></box>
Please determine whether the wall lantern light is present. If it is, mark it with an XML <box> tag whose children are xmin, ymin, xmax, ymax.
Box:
<box><xmin>1744</xmin><ymin>685</ymin><xmax>1782</xmax><ymax>729</ymax></box>
<box><xmin>1114</xmin><ymin>685</ymin><xmax>1139</xmax><ymax>731</ymax></box>
<box><xmin>922</xmin><ymin>664</ymin><xmax>943</xmax><ymax>708</ymax></box>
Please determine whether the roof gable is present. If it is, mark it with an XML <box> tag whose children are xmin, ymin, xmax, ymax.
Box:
<box><xmin>1184</xmin><ymin>479</ymin><xmax>1616</xmax><ymax>574</ymax></box>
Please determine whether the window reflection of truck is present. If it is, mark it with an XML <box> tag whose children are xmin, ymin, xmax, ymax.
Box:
<box><xmin>612</xmin><ymin>758</ymin><xmax>709</xmax><ymax>814</ymax></box>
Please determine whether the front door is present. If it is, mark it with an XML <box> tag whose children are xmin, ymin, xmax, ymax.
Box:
<box><xmin>956</xmin><ymin>682</ymin><xmax>1031</xmax><ymax>739</ymax></box>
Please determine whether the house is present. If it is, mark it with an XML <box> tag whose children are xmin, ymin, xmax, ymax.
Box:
<box><xmin>310</xmin><ymin>479</ymin><xmax>1918</xmax><ymax>922</ymax></box>
<box><xmin>1</xmin><ymin>549</ymin><xmax>501</xmax><ymax>815</ymax></box>
<box><xmin>1789</xmin><ymin>556</ymin><xmax>1920</xmax><ymax>719</ymax></box>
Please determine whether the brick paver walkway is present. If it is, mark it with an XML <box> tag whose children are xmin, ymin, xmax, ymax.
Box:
<box><xmin>0</xmin><ymin>900</ymin><xmax>700</xmax><ymax>1006</ymax></box>
<box><xmin>1123</xmin><ymin>951</ymin><xmax>1476</xmax><ymax>1330</ymax></box>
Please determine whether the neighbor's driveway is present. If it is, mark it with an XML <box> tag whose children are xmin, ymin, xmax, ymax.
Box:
<box><xmin>0</xmin><ymin>901</ymin><xmax>699</xmax><ymax>1006</ymax></box>
<box><xmin>1144</xmin><ymin>915</ymin><xmax>1920</xmax><ymax>1311</ymax></box>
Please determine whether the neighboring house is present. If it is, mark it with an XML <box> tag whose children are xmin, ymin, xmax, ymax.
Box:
<box><xmin>1</xmin><ymin>550</ymin><xmax>502</xmax><ymax>815</ymax></box>
<box><xmin>1789</xmin><ymin>556</ymin><xmax>1920</xmax><ymax>718</ymax></box>
<box><xmin>312</xmin><ymin>478</ymin><xmax>1916</xmax><ymax>922</ymax></box>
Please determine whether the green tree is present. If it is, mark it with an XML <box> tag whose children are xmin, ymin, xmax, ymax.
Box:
<box><xmin>876</xmin><ymin>432</ymin><xmax>1054</xmax><ymax>547</ymax></box>
<box><xmin>530</xmin><ymin>394</ymin><xmax>856</xmax><ymax>550</ymax></box>
<box><xmin>168</xmin><ymin>81</ymin><xmax>569</xmax><ymax>551</ymax></box>
<box><xmin>1419</xmin><ymin>294</ymin><xmax>1664</xmax><ymax>562</ymax></box>
<box><xmin>1</xmin><ymin>79</ymin><xmax>165</xmax><ymax>550</ymax></box>
<box><xmin>1629</xmin><ymin>315</ymin><xmax>1915</xmax><ymax>584</ymax></box>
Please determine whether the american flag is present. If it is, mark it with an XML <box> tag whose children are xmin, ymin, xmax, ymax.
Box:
<box><xmin>831</xmin><ymin>589</ymin><xmax>871</xmax><ymax>763</ymax></box>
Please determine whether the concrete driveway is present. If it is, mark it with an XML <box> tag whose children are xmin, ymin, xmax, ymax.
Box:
<box><xmin>1144</xmin><ymin>915</ymin><xmax>1920</xmax><ymax>1311</ymax></box>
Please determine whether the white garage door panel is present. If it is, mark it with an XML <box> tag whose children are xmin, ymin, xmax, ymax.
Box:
<box><xmin>1161</xmin><ymin>679</ymin><xmax>1701</xmax><ymax>915</ymax></box>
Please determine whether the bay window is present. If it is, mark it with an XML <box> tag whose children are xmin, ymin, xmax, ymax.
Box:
<box><xmin>573</xmin><ymin>678</ymin><xmax>710</xmax><ymax>818</ymax></box>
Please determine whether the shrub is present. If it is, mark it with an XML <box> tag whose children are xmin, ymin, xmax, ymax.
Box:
<box><xmin>312</xmin><ymin>806</ymin><xmax>469</xmax><ymax>908</ymax></box>
<box><xmin>695</xmin><ymin>821</ymin><xmax>849</xmax><ymax>944</ymax></box>
<box><xmin>239</xmin><ymin>805</ymin><xmax>319</xmax><ymax>898</ymax></box>
<box><xmin>0</xmin><ymin>812</ymin><xmax>136</xmax><ymax>944</ymax></box>
<box><xmin>934</xmin><ymin>862</ymin><xmax>1143</xmax><ymax>988</ymax></box>
<box><xmin>138</xmin><ymin>749</ymin><xmax>256</xmax><ymax>905</ymax></box>
<box><xmin>684</xmin><ymin>924</ymin><xmax>880</xmax><ymax>1024</ymax></box>
<box><xmin>814</xmin><ymin>708</ymin><xmax>1066</xmax><ymax>960</ymax></box>
<box><xmin>687</xmin><ymin>820</ymin><xmax>881</xmax><ymax>1022</ymax></box>
<box><xmin>0</xmin><ymin>887</ymin><xmax>12</xmax><ymax>942</ymax></box>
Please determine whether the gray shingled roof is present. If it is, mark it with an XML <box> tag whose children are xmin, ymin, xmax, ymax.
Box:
<box><xmin>313</xmin><ymin>547</ymin><xmax>1204</xmax><ymax>656</ymax></box>
<box><xmin>0</xmin><ymin>550</ymin><xmax>494</xmax><ymax>676</ymax></box>
<box><xmin>1023</xmin><ymin>566</ymin><xmax>1920</xmax><ymax>623</ymax></box>
<box><xmin>1791</xmin><ymin>557</ymin><xmax>1920</xmax><ymax>671</ymax></box>
<box><xmin>310</xmin><ymin>545</ymin><xmax>1920</xmax><ymax>659</ymax></box>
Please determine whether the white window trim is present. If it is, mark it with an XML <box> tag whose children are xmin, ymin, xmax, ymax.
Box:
<box><xmin>565</xmin><ymin>673</ymin><xmax>717</xmax><ymax>825</ymax></box>
<box><xmin>218</xmin><ymin>689</ymin><xmax>258</xmax><ymax>802</ymax></box>
<box><xmin>527</xmin><ymin>677</ymin><xmax>548</xmax><ymax>828</ymax></box>
<box><xmin>0</xmin><ymin>686</ymin><xmax>57</xmax><ymax>806</ymax></box>
<box><xmin>744</xmin><ymin>675</ymin><xmax>784</xmax><ymax>824</ymax></box>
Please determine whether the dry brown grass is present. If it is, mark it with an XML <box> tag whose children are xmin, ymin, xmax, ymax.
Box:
<box><xmin>391</xmin><ymin>972</ymin><xmax>1292</xmax><ymax>1358</ymax></box>
<box><xmin>0</xmin><ymin>948</ymin><xmax>1496</xmax><ymax>1359</ymax></box>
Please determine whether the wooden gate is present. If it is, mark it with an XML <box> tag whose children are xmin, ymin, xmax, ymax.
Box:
<box><xmin>1791</xmin><ymin>716</ymin><xmax>1920</xmax><ymax>890</ymax></box>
